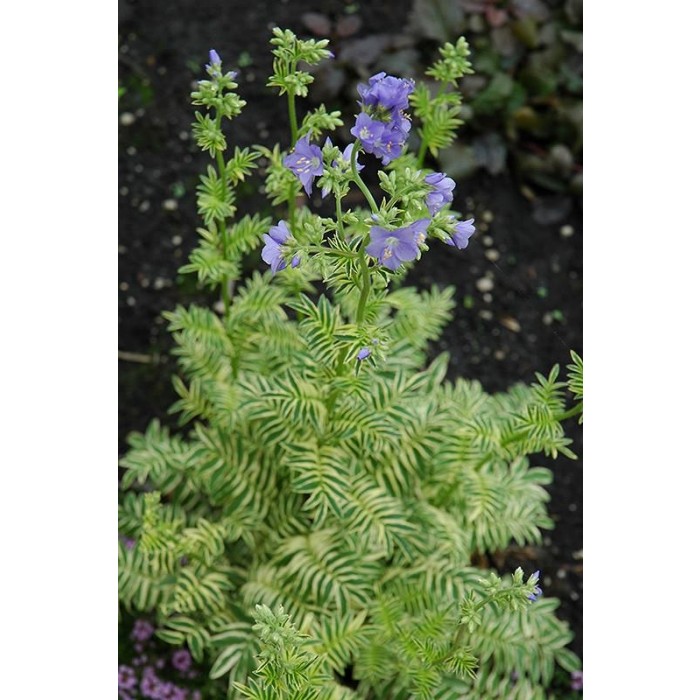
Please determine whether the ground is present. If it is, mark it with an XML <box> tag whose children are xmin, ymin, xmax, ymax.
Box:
<box><xmin>119</xmin><ymin>0</ymin><xmax>582</xmax><ymax>660</ymax></box>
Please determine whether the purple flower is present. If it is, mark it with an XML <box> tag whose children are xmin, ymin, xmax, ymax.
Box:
<box><xmin>357</xmin><ymin>347</ymin><xmax>371</xmax><ymax>361</ymax></box>
<box><xmin>159</xmin><ymin>681</ymin><xmax>187</xmax><ymax>700</ymax></box>
<box><xmin>172</xmin><ymin>649</ymin><xmax>192</xmax><ymax>673</ymax></box>
<box><xmin>358</xmin><ymin>72</ymin><xmax>414</xmax><ymax>113</ymax></box>
<box><xmin>350</xmin><ymin>112</ymin><xmax>409</xmax><ymax>165</ymax></box>
<box><xmin>118</xmin><ymin>665</ymin><xmax>137</xmax><ymax>691</ymax></box>
<box><xmin>261</xmin><ymin>221</ymin><xmax>300</xmax><ymax>274</ymax></box>
<box><xmin>527</xmin><ymin>570</ymin><xmax>543</xmax><ymax>602</ymax></box>
<box><xmin>132</xmin><ymin>619</ymin><xmax>154</xmax><ymax>642</ymax></box>
<box><xmin>571</xmin><ymin>670</ymin><xmax>583</xmax><ymax>691</ymax></box>
<box><xmin>366</xmin><ymin>219</ymin><xmax>430</xmax><ymax>271</ymax></box>
<box><xmin>140</xmin><ymin>668</ymin><xmax>161</xmax><ymax>699</ymax></box>
<box><xmin>283</xmin><ymin>135</ymin><xmax>323</xmax><ymax>196</ymax></box>
<box><xmin>424</xmin><ymin>172</ymin><xmax>455</xmax><ymax>215</ymax></box>
<box><xmin>209</xmin><ymin>49</ymin><xmax>221</xmax><ymax>66</ymax></box>
<box><xmin>445</xmin><ymin>218</ymin><xmax>475</xmax><ymax>250</ymax></box>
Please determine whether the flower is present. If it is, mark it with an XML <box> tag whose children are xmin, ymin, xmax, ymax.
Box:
<box><xmin>358</xmin><ymin>72</ymin><xmax>414</xmax><ymax>113</ymax></box>
<box><xmin>351</xmin><ymin>112</ymin><xmax>410</xmax><ymax>165</ymax></box>
<box><xmin>424</xmin><ymin>172</ymin><xmax>455</xmax><ymax>215</ymax></box>
<box><xmin>208</xmin><ymin>49</ymin><xmax>221</xmax><ymax>66</ymax></box>
<box><xmin>139</xmin><ymin>667</ymin><xmax>161</xmax><ymax>699</ymax></box>
<box><xmin>131</xmin><ymin>619</ymin><xmax>154</xmax><ymax>642</ymax></box>
<box><xmin>118</xmin><ymin>665</ymin><xmax>137</xmax><ymax>691</ymax></box>
<box><xmin>366</xmin><ymin>219</ymin><xmax>430</xmax><ymax>271</ymax></box>
<box><xmin>283</xmin><ymin>134</ymin><xmax>323</xmax><ymax>196</ymax></box>
<box><xmin>172</xmin><ymin>649</ymin><xmax>192</xmax><ymax>673</ymax></box>
<box><xmin>357</xmin><ymin>347</ymin><xmax>371</xmax><ymax>361</ymax></box>
<box><xmin>206</xmin><ymin>49</ymin><xmax>222</xmax><ymax>77</ymax></box>
<box><xmin>570</xmin><ymin>670</ymin><xmax>583</xmax><ymax>691</ymax></box>
<box><xmin>445</xmin><ymin>218</ymin><xmax>475</xmax><ymax>249</ymax></box>
<box><xmin>261</xmin><ymin>221</ymin><xmax>300</xmax><ymax>274</ymax></box>
<box><xmin>352</xmin><ymin>72</ymin><xmax>414</xmax><ymax>164</ymax></box>
<box><xmin>527</xmin><ymin>570</ymin><xmax>543</xmax><ymax>602</ymax></box>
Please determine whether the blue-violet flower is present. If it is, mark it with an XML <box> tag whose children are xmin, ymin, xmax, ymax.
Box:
<box><xmin>357</xmin><ymin>347</ymin><xmax>372</xmax><ymax>361</ymax></box>
<box><xmin>357</xmin><ymin>72</ymin><xmax>414</xmax><ymax>114</ymax></box>
<box><xmin>424</xmin><ymin>172</ymin><xmax>456</xmax><ymax>215</ymax></box>
<box><xmin>283</xmin><ymin>135</ymin><xmax>323</xmax><ymax>196</ymax></box>
<box><xmin>445</xmin><ymin>218</ymin><xmax>475</xmax><ymax>249</ymax></box>
<box><xmin>261</xmin><ymin>220</ymin><xmax>300</xmax><ymax>274</ymax></box>
<box><xmin>366</xmin><ymin>219</ymin><xmax>430</xmax><ymax>271</ymax></box>
<box><xmin>527</xmin><ymin>570</ymin><xmax>543</xmax><ymax>602</ymax></box>
<box><xmin>118</xmin><ymin>665</ymin><xmax>137</xmax><ymax>691</ymax></box>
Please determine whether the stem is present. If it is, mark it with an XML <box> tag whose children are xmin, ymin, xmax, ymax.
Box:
<box><xmin>214</xmin><ymin>112</ymin><xmax>232</xmax><ymax>316</ymax></box>
<box><xmin>356</xmin><ymin>255</ymin><xmax>371</xmax><ymax>324</ymax></box>
<box><xmin>287</xmin><ymin>89</ymin><xmax>299</xmax><ymax>229</ymax></box>
<box><xmin>287</xmin><ymin>90</ymin><xmax>298</xmax><ymax>143</ymax></box>
<box><xmin>350</xmin><ymin>141</ymin><xmax>379</xmax><ymax>214</ymax></box>
<box><xmin>335</xmin><ymin>194</ymin><xmax>344</xmax><ymax>237</ymax></box>
<box><xmin>554</xmin><ymin>402</ymin><xmax>583</xmax><ymax>422</ymax></box>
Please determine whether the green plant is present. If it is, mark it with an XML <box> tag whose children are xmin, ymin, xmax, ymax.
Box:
<box><xmin>119</xmin><ymin>29</ymin><xmax>582</xmax><ymax>699</ymax></box>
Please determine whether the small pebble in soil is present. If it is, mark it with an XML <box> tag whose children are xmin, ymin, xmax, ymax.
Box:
<box><xmin>572</xmin><ymin>549</ymin><xmax>583</xmax><ymax>560</ymax></box>
<box><xmin>568</xmin><ymin>502</ymin><xmax>577</xmax><ymax>512</ymax></box>
<box><xmin>246</xmin><ymin>73</ymin><xmax>255</xmax><ymax>83</ymax></box>
<box><xmin>140</xmin><ymin>277</ymin><xmax>151</xmax><ymax>288</ymax></box>
<box><xmin>478</xmin><ymin>310</ymin><xmax>494</xmax><ymax>321</ymax></box>
<box><xmin>485</xmin><ymin>249</ymin><xmax>500</xmax><ymax>262</ymax></box>
<box><xmin>119</xmin><ymin>282</ymin><xmax>129</xmax><ymax>291</ymax></box>
<box><xmin>157</xmin><ymin>66</ymin><xmax>167</xmax><ymax>75</ymax></box>
<box><xmin>482</xmin><ymin>210</ymin><xmax>494</xmax><ymax>223</ymax></box>
<box><xmin>476</xmin><ymin>276</ymin><xmax>494</xmax><ymax>293</ymax></box>
<box><xmin>162</xmin><ymin>199</ymin><xmax>178</xmax><ymax>211</ymax></box>
<box><xmin>560</xmin><ymin>224</ymin><xmax>575</xmax><ymax>238</ymax></box>
<box><xmin>118</xmin><ymin>245</ymin><xmax>127</xmax><ymax>254</ymax></box>
<box><xmin>120</xmin><ymin>186</ymin><xmax>129</xmax><ymax>196</ymax></box>
<box><xmin>171</xmin><ymin>235</ymin><xmax>183</xmax><ymax>246</ymax></box>
<box><xmin>126</xmin><ymin>146</ymin><xmax>137</xmax><ymax>156</ymax></box>
<box><xmin>179</xmin><ymin>131</ymin><xmax>189</xmax><ymax>141</ymax></box>
<box><xmin>499</xmin><ymin>316</ymin><xmax>521</xmax><ymax>333</ymax></box>
<box><xmin>134</xmin><ymin>164</ymin><xmax>144</xmax><ymax>173</ymax></box>
<box><xmin>259</xmin><ymin>129</ymin><xmax>269</xmax><ymax>139</ymax></box>
<box><xmin>543</xmin><ymin>576</ymin><xmax>552</xmax><ymax>586</ymax></box>
<box><xmin>551</xmin><ymin>259</ymin><xmax>561</xmax><ymax>273</ymax></box>
<box><xmin>570</xmin><ymin>591</ymin><xmax>580</xmax><ymax>601</ymax></box>
<box><xmin>527</xmin><ymin>333</ymin><xmax>537</xmax><ymax>343</ymax></box>
<box><xmin>126</xmin><ymin>296</ymin><xmax>136</xmax><ymax>307</ymax></box>
<box><xmin>154</xmin><ymin>277</ymin><xmax>166</xmax><ymax>290</ymax></box>
<box><xmin>483</xmin><ymin>293</ymin><xmax>492</xmax><ymax>303</ymax></box>
<box><xmin>214</xmin><ymin>300</ymin><xmax>225</xmax><ymax>314</ymax></box>
<box><xmin>556</xmin><ymin>568</ymin><xmax>566</xmax><ymax>580</ymax></box>
<box><xmin>543</xmin><ymin>312</ymin><xmax>553</xmax><ymax>326</ymax></box>
<box><xmin>494</xmin><ymin>349</ymin><xmax>506</xmax><ymax>361</ymax></box>
<box><xmin>482</xmin><ymin>235</ymin><xmax>494</xmax><ymax>247</ymax></box>
<box><xmin>138</xmin><ymin>200</ymin><xmax>151</xmax><ymax>212</ymax></box>
<box><xmin>544</xmin><ymin>536</ymin><xmax>552</xmax><ymax>546</ymax></box>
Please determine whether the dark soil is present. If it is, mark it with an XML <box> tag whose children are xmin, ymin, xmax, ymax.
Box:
<box><xmin>119</xmin><ymin>0</ymin><xmax>582</xmax><ymax>661</ymax></box>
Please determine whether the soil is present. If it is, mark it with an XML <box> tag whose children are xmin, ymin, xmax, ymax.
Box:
<box><xmin>118</xmin><ymin>0</ymin><xmax>582</xmax><ymax>663</ymax></box>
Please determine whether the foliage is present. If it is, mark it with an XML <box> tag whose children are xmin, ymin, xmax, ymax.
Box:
<box><xmin>119</xmin><ymin>28</ymin><xmax>582</xmax><ymax>699</ymax></box>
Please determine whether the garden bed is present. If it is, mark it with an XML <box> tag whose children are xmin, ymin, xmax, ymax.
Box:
<box><xmin>119</xmin><ymin>0</ymin><xmax>582</xmax><ymax>665</ymax></box>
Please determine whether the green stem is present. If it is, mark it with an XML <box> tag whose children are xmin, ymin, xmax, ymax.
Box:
<box><xmin>350</xmin><ymin>141</ymin><xmax>379</xmax><ymax>214</ymax></box>
<box><xmin>554</xmin><ymin>402</ymin><xmax>583</xmax><ymax>422</ymax></box>
<box><xmin>356</xmin><ymin>255</ymin><xmax>371</xmax><ymax>324</ymax></box>
<box><xmin>287</xmin><ymin>90</ymin><xmax>299</xmax><ymax>229</ymax></box>
<box><xmin>335</xmin><ymin>195</ymin><xmax>344</xmax><ymax>237</ymax></box>
<box><xmin>287</xmin><ymin>90</ymin><xmax>298</xmax><ymax>143</ymax></box>
<box><xmin>214</xmin><ymin>112</ymin><xmax>231</xmax><ymax>316</ymax></box>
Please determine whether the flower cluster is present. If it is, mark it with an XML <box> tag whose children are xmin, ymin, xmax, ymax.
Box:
<box><xmin>119</xmin><ymin>620</ymin><xmax>201</xmax><ymax>700</ymax></box>
<box><xmin>261</xmin><ymin>220</ymin><xmax>299</xmax><ymax>274</ymax></box>
<box><xmin>570</xmin><ymin>670</ymin><xmax>583</xmax><ymax>691</ymax></box>
<box><xmin>366</xmin><ymin>219</ymin><xmax>430</xmax><ymax>271</ymax></box>
<box><xmin>424</xmin><ymin>172</ymin><xmax>455</xmax><ymax>215</ymax></box>
<box><xmin>351</xmin><ymin>72</ymin><xmax>414</xmax><ymax>164</ymax></box>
